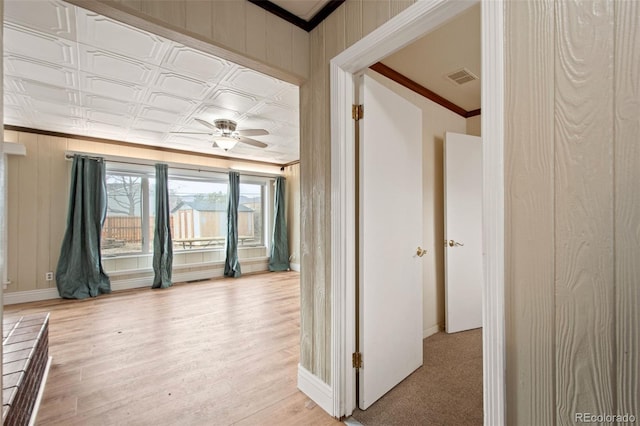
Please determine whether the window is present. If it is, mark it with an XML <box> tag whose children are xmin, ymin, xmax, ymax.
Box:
<box><xmin>102</xmin><ymin>172</ymin><xmax>155</xmax><ymax>257</ymax></box>
<box><xmin>239</xmin><ymin>183</ymin><xmax>265</xmax><ymax>247</ymax></box>
<box><xmin>102</xmin><ymin>164</ymin><xmax>270</xmax><ymax>258</ymax></box>
<box><xmin>169</xmin><ymin>177</ymin><xmax>228</xmax><ymax>250</ymax></box>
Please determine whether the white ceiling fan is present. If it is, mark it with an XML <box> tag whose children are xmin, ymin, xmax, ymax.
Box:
<box><xmin>172</xmin><ymin>118</ymin><xmax>269</xmax><ymax>151</ymax></box>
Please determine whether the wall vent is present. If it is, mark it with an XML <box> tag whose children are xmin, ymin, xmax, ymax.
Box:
<box><xmin>445</xmin><ymin>68</ymin><xmax>479</xmax><ymax>85</ymax></box>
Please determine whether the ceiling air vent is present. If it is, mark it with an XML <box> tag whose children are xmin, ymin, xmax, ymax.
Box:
<box><xmin>445</xmin><ymin>68</ymin><xmax>479</xmax><ymax>85</ymax></box>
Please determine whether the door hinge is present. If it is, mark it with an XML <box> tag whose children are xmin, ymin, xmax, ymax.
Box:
<box><xmin>352</xmin><ymin>352</ymin><xmax>362</xmax><ymax>369</ymax></box>
<box><xmin>352</xmin><ymin>104</ymin><xmax>363</xmax><ymax>121</ymax></box>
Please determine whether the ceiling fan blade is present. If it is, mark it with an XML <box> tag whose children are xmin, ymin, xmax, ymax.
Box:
<box><xmin>194</xmin><ymin>118</ymin><xmax>219</xmax><ymax>131</ymax></box>
<box><xmin>238</xmin><ymin>136</ymin><xmax>267</xmax><ymax>148</ymax></box>
<box><xmin>237</xmin><ymin>128</ymin><xmax>268</xmax><ymax>137</ymax></box>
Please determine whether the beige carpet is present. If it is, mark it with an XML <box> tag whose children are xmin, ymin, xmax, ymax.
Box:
<box><xmin>351</xmin><ymin>329</ymin><xmax>483</xmax><ymax>426</ymax></box>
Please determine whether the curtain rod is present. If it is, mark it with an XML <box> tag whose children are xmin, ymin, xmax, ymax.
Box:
<box><xmin>64</xmin><ymin>152</ymin><xmax>283</xmax><ymax>179</ymax></box>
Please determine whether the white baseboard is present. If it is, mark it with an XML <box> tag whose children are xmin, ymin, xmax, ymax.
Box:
<box><xmin>3</xmin><ymin>288</ymin><xmax>60</xmax><ymax>305</ymax></box>
<box><xmin>4</xmin><ymin>259</ymin><xmax>270</xmax><ymax>305</ymax></box>
<box><xmin>423</xmin><ymin>323</ymin><xmax>442</xmax><ymax>339</ymax></box>
<box><xmin>110</xmin><ymin>276</ymin><xmax>152</xmax><ymax>291</ymax></box>
<box><xmin>290</xmin><ymin>263</ymin><xmax>301</xmax><ymax>272</ymax></box>
<box><xmin>297</xmin><ymin>364</ymin><xmax>333</xmax><ymax>416</ymax></box>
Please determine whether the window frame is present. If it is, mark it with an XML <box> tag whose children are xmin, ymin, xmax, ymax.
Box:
<box><xmin>103</xmin><ymin>167</ymin><xmax>154</xmax><ymax>257</ymax></box>
<box><xmin>102</xmin><ymin>162</ymin><xmax>273</xmax><ymax>259</ymax></box>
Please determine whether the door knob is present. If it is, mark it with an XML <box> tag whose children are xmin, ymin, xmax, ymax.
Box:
<box><xmin>448</xmin><ymin>240</ymin><xmax>464</xmax><ymax>247</ymax></box>
<box><xmin>416</xmin><ymin>247</ymin><xmax>427</xmax><ymax>257</ymax></box>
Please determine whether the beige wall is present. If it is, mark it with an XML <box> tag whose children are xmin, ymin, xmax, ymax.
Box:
<box><xmin>300</xmin><ymin>0</ymin><xmax>417</xmax><ymax>385</ymax></box>
<box><xmin>505</xmin><ymin>0</ymin><xmax>639</xmax><ymax>423</ymax></box>
<box><xmin>466</xmin><ymin>115</ymin><xmax>481</xmax><ymax>136</ymax></box>
<box><xmin>366</xmin><ymin>69</ymin><xmax>467</xmax><ymax>338</ymax></box>
<box><xmin>284</xmin><ymin>163</ymin><xmax>300</xmax><ymax>269</ymax></box>
<box><xmin>74</xmin><ymin>0</ymin><xmax>309</xmax><ymax>83</ymax></box>
<box><xmin>4</xmin><ymin>129</ymin><xmax>279</xmax><ymax>294</ymax></box>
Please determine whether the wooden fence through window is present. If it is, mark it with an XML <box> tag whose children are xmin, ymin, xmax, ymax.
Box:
<box><xmin>102</xmin><ymin>216</ymin><xmax>175</xmax><ymax>243</ymax></box>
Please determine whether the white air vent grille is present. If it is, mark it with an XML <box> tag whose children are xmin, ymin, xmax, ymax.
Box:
<box><xmin>445</xmin><ymin>68</ymin><xmax>478</xmax><ymax>85</ymax></box>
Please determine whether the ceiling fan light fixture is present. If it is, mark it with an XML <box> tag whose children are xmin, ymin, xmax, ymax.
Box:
<box><xmin>214</xmin><ymin>136</ymin><xmax>238</xmax><ymax>151</ymax></box>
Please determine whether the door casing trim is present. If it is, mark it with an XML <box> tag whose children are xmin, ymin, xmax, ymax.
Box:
<box><xmin>329</xmin><ymin>1</ymin><xmax>506</xmax><ymax>423</ymax></box>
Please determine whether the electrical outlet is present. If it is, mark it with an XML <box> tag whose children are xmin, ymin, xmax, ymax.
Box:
<box><xmin>45</xmin><ymin>272</ymin><xmax>54</xmax><ymax>281</ymax></box>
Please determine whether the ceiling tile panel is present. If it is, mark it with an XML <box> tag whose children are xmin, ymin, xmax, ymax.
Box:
<box><xmin>81</xmin><ymin>73</ymin><xmax>144</xmax><ymax>102</ymax></box>
<box><xmin>139</xmin><ymin>106</ymin><xmax>183</xmax><ymax>123</ymax></box>
<box><xmin>85</xmin><ymin>120</ymin><xmax>127</xmax><ymax>137</ymax></box>
<box><xmin>132</xmin><ymin>118</ymin><xmax>173</xmax><ymax>133</ymax></box>
<box><xmin>273</xmin><ymin>86</ymin><xmax>300</xmax><ymax>109</ymax></box>
<box><xmin>154</xmin><ymin>72</ymin><xmax>210</xmax><ymax>100</ymax></box>
<box><xmin>146</xmin><ymin>92</ymin><xmax>197</xmax><ymax>113</ymax></box>
<box><xmin>86</xmin><ymin>109</ymin><xmax>133</xmax><ymax>127</ymax></box>
<box><xmin>82</xmin><ymin>93</ymin><xmax>137</xmax><ymax>115</ymax></box>
<box><xmin>162</xmin><ymin>44</ymin><xmax>231</xmax><ymax>81</ymax></box>
<box><xmin>5</xmin><ymin>56</ymin><xmax>76</xmax><ymax>88</ymax></box>
<box><xmin>225</xmin><ymin>68</ymin><xmax>285</xmax><ymax>98</ymax></box>
<box><xmin>191</xmin><ymin>104</ymin><xmax>240</xmax><ymax>123</ymax></box>
<box><xmin>252</xmin><ymin>102</ymin><xmax>297</xmax><ymax>124</ymax></box>
<box><xmin>166</xmin><ymin>134</ymin><xmax>212</xmax><ymax>144</ymax></box>
<box><xmin>80</xmin><ymin>46</ymin><xmax>156</xmax><ymax>85</ymax></box>
<box><xmin>3</xmin><ymin>106</ymin><xmax>32</xmax><ymax>125</ymax></box>
<box><xmin>209</xmin><ymin>88</ymin><xmax>260</xmax><ymax>113</ymax></box>
<box><xmin>5</xmin><ymin>23</ymin><xmax>76</xmax><ymax>67</ymax></box>
<box><xmin>4</xmin><ymin>0</ymin><xmax>76</xmax><ymax>41</ymax></box>
<box><xmin>25</xmin><ymin>97</ymin><xmax>83</xmax><ymax>118</ymax></box>
<box><xmin>4</xmin><ymin>92</ymin><xmax>21</xmax><ymax>107</ymax></box>
<box><xmin>77</xmin><ymin>10</ymin><xmax>167</xmax><ymax>64</ymax></box>
<box><xmin>9</xmin><ymin>78</ymin><xmax>80</xmax><ymax>105</ymax></box>
<box><xmin>37</xmin><ymin>112</ymin><xmax>84</xmax><ymax>129</ymax></box>
<box><xmin>236</xmin><ymin>115</ymin><xmax>278</xmax><ymax>132</ymax></box>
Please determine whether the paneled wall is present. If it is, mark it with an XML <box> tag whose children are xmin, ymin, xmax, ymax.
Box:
<box><xmin>505</xmin><ymin>0</ymin><xmax>639</xmax><ymax>423</ymax></box>
<box><xmin>71</xmin><ymin>0</ymin><xmax>309</xmax><ymax>82</ymax></box>
<box><xmin>4</xmin><ymin>129</ymin><xmax>283</xmax><ymax>295</ymax></box>
<box><xmin>300</xmin><ymin>0</ymin><xmax>416</xmax><ymax>385</ymax></box>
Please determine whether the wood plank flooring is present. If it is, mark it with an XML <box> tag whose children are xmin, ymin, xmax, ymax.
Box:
<box><xmin>4</xmin><ymin>272</ymin><xmax>340</xmax><ymax>426</ymax></box>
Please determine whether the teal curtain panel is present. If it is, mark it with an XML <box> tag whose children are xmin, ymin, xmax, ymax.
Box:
<box><xmin>56</xmin><ymin>155</ymin><xmax>111</xmax><ymax>299</ymax></box>
<box><xmin>152</xmin><ymin>163</ymin><xmax>173</xmax><ymax>288</ymax></box>
<box><xmin>224</xmin><ymin>171</ymin><xmax>242</xmax><ymax>277</ymax></box>
<box><xmin>269</xmin><ymin>176</ymin><xmax>290</xmax><ymax>271</ymax></box>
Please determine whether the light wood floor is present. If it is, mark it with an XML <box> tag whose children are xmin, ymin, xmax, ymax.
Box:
<box><xmin>4</xmin><ymin>272</ymin><xmax>340</xmax><ymax>426</ymax></box>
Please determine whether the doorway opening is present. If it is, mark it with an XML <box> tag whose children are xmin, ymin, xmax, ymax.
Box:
<box><xmin>329</xmin><ymin>0</ymin><xmax>505</xmax><ymax>422</ymax></box>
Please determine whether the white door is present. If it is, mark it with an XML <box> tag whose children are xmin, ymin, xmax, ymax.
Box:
<box><xmin>358</xmin><ymin>74</ymin><xmax>423</xmax><ymax>409</ymax></box>
<box><xmin>444</xmin><ymin>132</ymin><xmax>483</xmax><ymax>333</ymax></box>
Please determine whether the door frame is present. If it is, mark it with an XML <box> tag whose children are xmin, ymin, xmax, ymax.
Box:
<box><xmin>329</xmin><ymin>0</ymin><xmax>505</xmax><ymax>423</ymax></box>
